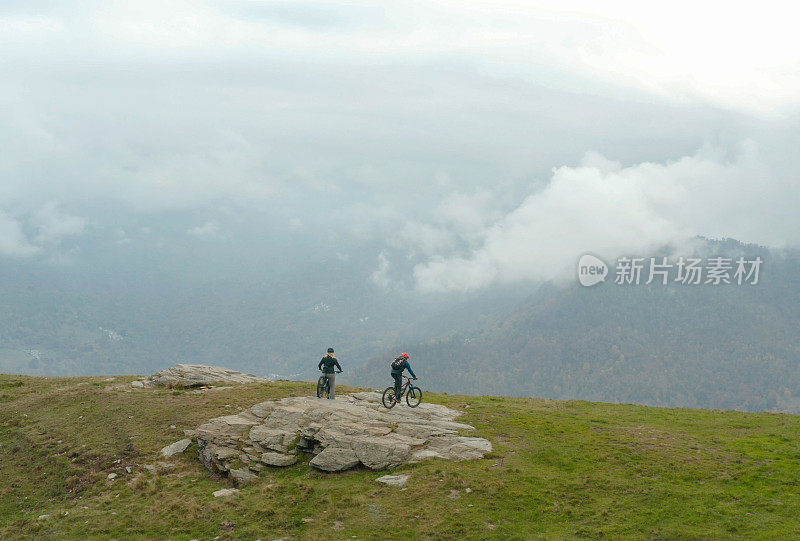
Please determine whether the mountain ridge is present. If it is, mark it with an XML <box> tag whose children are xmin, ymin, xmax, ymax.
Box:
<box><xmin>351</xmin><ymin>239</ymin><xmax>800</xmax><ymax>413</ymax></box>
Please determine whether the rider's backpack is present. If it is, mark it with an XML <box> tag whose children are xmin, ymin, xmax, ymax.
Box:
<box><xmin>390</xmin><ymin>357</ymin><xmax>405</xmax><ymax>371</ymax></box>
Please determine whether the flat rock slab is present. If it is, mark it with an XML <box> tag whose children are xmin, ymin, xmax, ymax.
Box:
<box><xmin>139</xmin><ymin>364</ymin><xmax>270</xmax><ymax>388</ymax></box>
<box><xmin>212</xmin><ymin>488</ymin><xmax>240</xmax><ymax>498</ymax></box>
<box><xmin>161</xmin><ymin>438</ymin><xmax>191</xmax><ymax>457</ymax></box>
<box><xmin>376</xmin><ymin>474</ymin><xmax>410</xmax><ymax>486</ymax></box>
<box><xmin>194</xmin><ymin>392</ymin><xmax>492</xmax><ymax>482</ymax></box>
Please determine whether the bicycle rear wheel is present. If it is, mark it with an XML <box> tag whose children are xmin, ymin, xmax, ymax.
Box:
<box><xmin>317</xmin><ymin>376</ymin><xmax>327</xmax><ymax>398</ymax></box>
<box><xmin>406</xmin><ymin>386</ymin><xmax>422</xmax><ymax>408</ymax></box>
<box><xmin>382</xmin><ymin>387</ymin><xmax>397</xmax><ymax>409</ymax></box>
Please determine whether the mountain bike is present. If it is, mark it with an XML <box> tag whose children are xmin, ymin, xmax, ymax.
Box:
<box><xmin>317</xmin><ymin>370</ymin><xmax>342</xmax><ymax>399</ymax></box>
<box><xmin>382</xmin><ymin>376</ymin><xmax>422</xmax><ymax>408</ymax></box>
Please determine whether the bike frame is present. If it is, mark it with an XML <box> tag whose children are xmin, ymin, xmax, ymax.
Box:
<box><xmin>397</xmin><ymin>376</ymin><xmax>414</xmax><ymax>397</ymax></box>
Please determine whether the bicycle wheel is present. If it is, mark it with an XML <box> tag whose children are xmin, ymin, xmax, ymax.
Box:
<box><xmin>406</xmin><ymin>386</ymin><xmax>422</xmax><ymax>408</ymax></box>
<box><xmin>316</xmin><ymin>376</ymin><xmax>327</xmax><ymax>398</ymax></box>
<box><xmin>382</xmin><ymin>387</ymin><xmax>397</xmax><ymax>409</ymax></box>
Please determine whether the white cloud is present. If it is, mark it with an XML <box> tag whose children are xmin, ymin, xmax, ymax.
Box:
<box><xmin>31</xmin><ymin>201</ymin><xmax>88</xmax><ymax>244</ymax></box>
<box><xmin>371</xmin><ymin>252</ymin><xmax>392</xmax><ymax>288</ymax></box>
<box><xmin>86</xmin><ymin>1</ymin><xmax>800</xmax><ymax>115</ymax></box>
<box><xmin>414</xmin><ymin>142</ymin><xmax>782</xmax><ymax>292</ymax></box>
<box><xmin>187</xmin><ymin>221</ymin><xmax>221</xmax><ymax>239</ymax></box>
<box><xmin>393</xmin><ymin>190</ymin><xmax>502</xmax><ymax>256</ymax></box>
<box><xmin>0</xmin><ymin>211</ymin><xmax>39</xmax><ymax>257</ymax></box>
<box><xmin>110</xmin><ymin>140</ymin><xmax>275</xmax><ymax>213</ymax></box>
<box><xmin>434</xmin><ymin>190</ymin><xmax>501</xmax><ymax>241</ymax></box>
<box><xmin>396</xmin><ymin>222</ymin><xmax>457</xmax><ymax>256</ymax></box>
<box><xmin>0</xmin><ymin>15</ymin><xmax>64</xmax><ymax>39</ymax></box>
<box><xmin>1</xmin><ymin>0</ymin><xmax>798</xmax><ymax>269</ymax></box>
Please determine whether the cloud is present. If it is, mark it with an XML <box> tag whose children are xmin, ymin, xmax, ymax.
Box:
<box><xmin>396</xmin><ymin>222</ymin><xmax>457</xmax><ymax>256</ymax></box>
<box><xmin>187</xmin><ymin>221</ymin><xmax>221</xmax><ymax>239</ymax></box>
<box><xmin>413</xmin><ymin>143</ymin><xmax>781</xmax><ymax>292</ymax></box>
<box><xmin>0</xmin><ymin>211</ymin><xmax>39</xmax><ymax>257</ymax></box>
<box><xmin>392</xmin><ymin>191</ymin><xmax>501</xmax><ymax>256</ymax></box>
<box><xmin>113</xmin><ymin>228</ymin><xmax>131</xmax><ymax>246</ymax></box>
<box><xmin>0</xmin><ymin>0</ymin><xmax>798</xmax><ymax>278</ymax></box>
<box><xmin>82</xmin><ymin>1</ymin><xmax>800</xmax><ymax>115</ymax></box>
<box><xmin>102</xmin><ymin>135</ymin><xmax>275</xmax><ymax>213</ymax></box>
<box><xmin>0</xmin><ymin>15</ymin><xmax>64</xmax><ymax>40</ymax></box>
<box><xmin>31</xmin><ymin>201</ymin><xmax>88</xmax><ymax>244</ymax></box>
<box><xmin>2</xmin><ymin>0</ymin><xmax>796</xmax><ymax>224</ymax></box>
<box><xmin>371</xmin><ymin>252</ymin><xmax>391</xmax><ymax>288</ymax></box>
<box><xmin>430</xmin><ymin>190</ymin><xmax>503</xmax><ymax>245</ymax></box>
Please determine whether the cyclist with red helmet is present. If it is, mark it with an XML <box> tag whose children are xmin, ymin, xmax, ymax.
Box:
<box><xmin>390</xmin><ymin>352</ymin><xmax>416</xmax><ymax>404</ymax></box>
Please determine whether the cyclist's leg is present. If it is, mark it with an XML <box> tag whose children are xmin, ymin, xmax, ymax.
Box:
<box><xmin>328</xmin><ymin>372</ymin><xmax>336</xmax><ymax>399</ymax></box>
<box><xmin>392</xmin><ymin>372</ymin><xmax>402</xmax><ymax>401</ymax></box>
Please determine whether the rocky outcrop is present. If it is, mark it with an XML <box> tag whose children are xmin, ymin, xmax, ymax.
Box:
<box><xmin>137</xmin><ymin>364</ymin><xmax>269</xmax><ymax>388</ymax></box>
<box><xmin>193</xmin><ymin>392</ymin><xmax>492</xmax><ymax>481</ymax></box>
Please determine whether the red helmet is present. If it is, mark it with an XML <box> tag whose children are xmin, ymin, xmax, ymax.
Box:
<box><xmin>401</xmin><ymin>352</ymin><xmax>409</xmax><ymax>359</ymax></box>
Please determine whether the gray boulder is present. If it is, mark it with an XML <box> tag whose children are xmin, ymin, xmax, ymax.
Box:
<box><xmin>309</xmin><ymin>447</ymin><xmax>361</xmax><ymax>472</ymax></box>
<box><xmin>144</xmin><ymin>364</ymin><xmax>270</xmax><ymax>388</ymax></box>
<box><xmin>229</xmin><ymin>468</ymin><xmax>258</xmax><ymax>487</ymax></box>
<box><xmin>260</xmin><ymin>451</ymin><xmax>298</xmax><ymax>467</ymax></box>
<box><xmin>193</xmin><ymin>391</ymin><xmax>492</xmax><ymax>481</ymax></box>
<box><xmin>161</xmin><ymin>438</ymin><xmax>191</xmax><ymax>457</ymax></box>
<box><xmin>375</xmin><ymin>474</ymin><xmax>410</xmax><ymax>486</ymax></box>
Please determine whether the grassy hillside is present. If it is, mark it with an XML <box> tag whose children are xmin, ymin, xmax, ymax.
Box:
<box><xmin>2</xmin><ymin>374</ymin><xmax>800</xmax><ymax>539</ymax></box>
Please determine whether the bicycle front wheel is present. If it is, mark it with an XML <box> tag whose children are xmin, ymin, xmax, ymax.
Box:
<box><xmin>406</xmin><ymin>386</ymin><xmax>422</xmax><ymax>408</ymax></box>
<box><xmin>382</xmin><ymin>387</ymin><xmax>397</xmax><ymax>409</ymax></box>
<box><xmin>317</xmin><ymin>376</ymin><xmax>327</xmax><ymax>398</ymax></box>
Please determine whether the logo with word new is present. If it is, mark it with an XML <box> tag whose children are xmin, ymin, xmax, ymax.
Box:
<box><xmin>578</xmin><ymin>254</ymin><xmax>608</xmax><ymax>287</ymax></box>
<box><xmin>577</xmin><ymin>254</ymin><xmax>763</xmax><ymax>287</ymax></box>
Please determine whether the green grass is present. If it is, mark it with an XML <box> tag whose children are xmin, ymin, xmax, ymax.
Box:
<box><xmin>2</xmin><ymin>374</ymin><xmax>800</xmax><ymax>539</ymax></box>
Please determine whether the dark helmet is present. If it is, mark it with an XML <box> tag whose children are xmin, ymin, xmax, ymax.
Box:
<box><xmin>401</xmin><ymin>352</ymin><xmax>409</xmax><ymax>359</ymax></box>
<box><xmin>327</xmin><ymin>347</ymin><xmax>334</xmax><ymax>353</ymax></box>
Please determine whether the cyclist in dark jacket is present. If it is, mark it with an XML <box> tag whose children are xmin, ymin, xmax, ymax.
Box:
<box><xmin>318</xmin><ymin>347</ymin><xmax>342</xmax><ymax>399</ymax></box>
<box><xmin>390</xmin><ymin>352</ymin><xmax>416</xmax><ymax>404</ymax></box>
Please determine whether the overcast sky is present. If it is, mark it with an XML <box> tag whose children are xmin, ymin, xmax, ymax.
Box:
<box><xmin>1</xmin><ymin>1</ymin><xmax>799</xmax><ymax>291</ymax></box>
